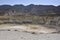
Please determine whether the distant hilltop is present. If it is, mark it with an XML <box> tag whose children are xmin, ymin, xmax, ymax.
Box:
<box><xmin>0</xmin><ymin>4</ymin><xmax>60</xmax><ymax>16</ymax></box>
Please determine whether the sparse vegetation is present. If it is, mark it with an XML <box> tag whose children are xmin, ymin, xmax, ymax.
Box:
<box><xmin>0</xmin><ymin>16</ymin><xmax>60</xmax><ymax>26</ymax></box>
<box><xmin>0</xmin><ymin>4</ymin><xmax>60</xmax><ymax>26</ymax></box>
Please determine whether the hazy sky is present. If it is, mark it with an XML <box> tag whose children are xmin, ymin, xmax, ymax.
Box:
<box><xmin>0</xmin><ymin>0</ymin><xmax>60</xmax><ymax>6</ymax></box>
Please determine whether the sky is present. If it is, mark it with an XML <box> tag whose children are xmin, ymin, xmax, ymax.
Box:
<box><xmin>0</xmin><ymin>0</ymin><xmax>60</xmax><ymax>6</ymax></box>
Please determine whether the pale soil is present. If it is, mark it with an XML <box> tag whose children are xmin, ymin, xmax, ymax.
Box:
<box><xmin>0</xmin><ymin>24</ymin><xmax>60</xmax><ymax>40</ymax></box>
<box><xmin>0</xmin><ymin>24</ymin><xmax>60</xmax><ymax>33</ymax></box>
<box><xmin>0</xmin><ymin>31</ymin><xmax>60</xmax><ymax>40</ymax></box>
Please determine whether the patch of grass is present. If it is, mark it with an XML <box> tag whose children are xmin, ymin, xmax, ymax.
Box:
<box><xmin>30</xmin><ymin>26</ymin><xmax>38</xmax><ymax>30</ymax></box>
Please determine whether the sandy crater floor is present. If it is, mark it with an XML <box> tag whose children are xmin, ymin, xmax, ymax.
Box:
<box><xmin>0</xmin><ymin>24</ymin><xmax>60</xmax><ymax>33</ymax></box>
<box><xmin>0</xmin><ymin>31</ymin><xmax>60</xmax><ymax>40</ymax></box>
<box><xmin>0</xmin><ymin>24</ymin><xmax>60</xmax><ymax>40</ymax></box>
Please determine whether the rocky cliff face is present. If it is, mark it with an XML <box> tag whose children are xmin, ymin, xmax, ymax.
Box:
<box><xmin>0</xmin><ymin>4</ymin><xmax>60</xmax><ymax>16</ymax></box>
<box><xmin>0</xmin><ymin>16</ymin><xmax>60</xmax><ymax>26</ymax></box>
<box><xmin>0</xmin><ymin>4</ymin><xmax>60</xmax><ymax>26</ymax></box>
